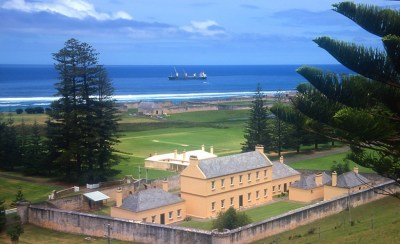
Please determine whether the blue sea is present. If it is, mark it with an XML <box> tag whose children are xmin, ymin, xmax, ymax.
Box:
<box><xmin>0</xmin><ymin>64</ymin><xmax>351</xmax><ymax>111</ymax></box>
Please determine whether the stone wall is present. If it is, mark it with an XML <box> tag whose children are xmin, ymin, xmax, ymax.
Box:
<box><xmin>22</xmin><ymin>180</ymin><xmax>398</xmax><ymax>244</ymax></box>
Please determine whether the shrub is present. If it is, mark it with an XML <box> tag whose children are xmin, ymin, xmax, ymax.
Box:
<box><xmin>331</xmin><ymin>160</ymin><xmax>350</xmax><ymax>175</ymax></box>
<box><xmin>15</xmin><ymin>109</ymin><xmax>23</xmax><ymax>114</ymax></box>
<box><xmin>212</xmin><ymin>207</ymin><xmax>251</xmax><ymax>231</ymax></box>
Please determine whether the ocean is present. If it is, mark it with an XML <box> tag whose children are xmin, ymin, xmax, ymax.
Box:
<box><xmin>0</xmin><ymin>64</ymin><xmax>351</xmax><ymax>111</ymax></box>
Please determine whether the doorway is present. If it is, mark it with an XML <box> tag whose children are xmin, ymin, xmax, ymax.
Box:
<box><xmin>160</xmin><ymin>213</ymin><xmax>165</xmax><ymax>224</ymax></box>
<box><xmin>239</xmin><ymin>195</ymin><xmax>243</xmax><ymax>207</ymax></box>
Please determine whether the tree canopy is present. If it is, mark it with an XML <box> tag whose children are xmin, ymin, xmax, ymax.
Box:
<box><xmin>274</xmin><ymin>2</ymin><xmax>400</xmax><ymax>183</ymax></box>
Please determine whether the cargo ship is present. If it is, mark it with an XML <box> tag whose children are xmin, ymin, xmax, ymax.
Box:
<box><xmin>168</xmin><ymin>68</ymin><xmax>207</xmax><ymax>80</ymax></box>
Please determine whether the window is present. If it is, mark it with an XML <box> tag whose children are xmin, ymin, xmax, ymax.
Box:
<box><xmin>256</xmin><ymin>171</ymin><xmax>259</xmax><ymax>180</ymax></box>
<box><xmin>239</xmin><ymin>175</ymin><xmax>243</xmax><ymax>183</ymax></box>
<box><xmin>169</xmin><ymin>211</ymin><xmax>173</xmax><ymax>219</ymax></box>
<box><xmin>247</xmin><ymin>173</ymin><xmax>251</xmax><ymax>182</ymax></box>
<box><xmin>177</xmin><ymin>209</ymin><xmax>181</xmax><ymax>218</ymax></box>
<box><xmin>278</xmin><ymin>185</ymin><xmax>281</xmax><ymax>192</ymax></box>
<box><xmin>211</xmin><ymin>181</ymin><xmax>215</xmax><ymax>190</ymax></box>
<box><xmin>221</xmin><ymin>179</ymin><xmax>225</xmax><ymax>188</ymax></box>
<box><xmin>230</xmin><ymin>197</ymin><xmax>234</xmax><ymax>206</ymax></box>
<box><xmin>273</xmin><ymin>186</ymin><xmax>276</xmax><ymax>192</ymax></box>
<box><xmin>221</xmin><ymin>199</ymin><xmax>225</xmax><ymax>209</ymax></box>
<box><xmin>264</xmin><ymin>189</ymin><xmax>267</xmax><ymax>197</ymax></box>
<box><xmin>248</xmin><ymin>193</ymin><xmax>251</xmax><ymax>201</ymax></box>
<box><xmin>230</xmin><ymin>177</ymin><xmax>234</xmax><ymax>186</ymax></box>
<box><xmin>264</xmin><ymin>169</ymin><xmax>267</xmax><ymax>178</ymax></box>
<box><xmin>151</xmin><ymin>216</ymin><xmax>156</xmax><ymax>223</ymax></box>
<box><xmin>256</xmin><ymin>190</ymin><xmax>259</xmax><ymax>199</ymax></box>
<box><xmin>212</xmin><ymin>202</ymin><xmax>216</xmax><ymax>211</ymax></box>
<box><xmin>142</xmin><ymin>218</ymin><xmax>147</xmax><ymax>222</ymax></box>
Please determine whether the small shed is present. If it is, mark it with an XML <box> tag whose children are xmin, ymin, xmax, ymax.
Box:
<box><xmin>138</xmin><ymin>102</ymin><xmax>163</xmax><ymax>115</ymax></box>
<box><xmin>83</xmin><ymin>191</ymin><xmax>110</xmax><ymax>209</ymax></box>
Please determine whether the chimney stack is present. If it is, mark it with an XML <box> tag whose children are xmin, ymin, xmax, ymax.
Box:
<box><xmin>279</xmin><ymin>156</ymin><xmax>284</xmax><ymax>164</ymax></box>
<box><xmin>201</xmin><ymin>144</ymin><xmax>205</xmax><ymax>151</ymax></box>
<box><xmin>174</xmin><ymin>149</ymin><xmax>177</xmax><ymax>159</ymax></box>
<box><xmin>255</xmin><ymin>145</ymin><xmax>264</xmax><ymax>154</ymax></box>
<box><xmin>353</xmin><ymin>166</ymin><xmax>359</xmax><ymax>174</ymax></box>
<box><xmin>315</xmin><ymin>173</ymin><xmax>322</xmax><ymax>186</ymax></box>
<box><xmin>116</xmin><ymin>187</ymin><xmax>123</xmax><ymax>207</ymax></box>
<box><xmin>162</xmin><ymin>179</ymin><xmax>169</xmax><ymax>192</ymax></box>
<box><xmin>182</xmin><ymin>150</ymin><xmax>186</xmax><ymax>161</ymax></box>
<box><xmin>210</xmin><ymin>145</ymin><xmax>214</xmax><ymax>154</ymax></box>
<box><xmin>189</xmin><ymin>155</ymin><xmax>199</xmax><ymax>167</ymax></box>
<box><xmin>332</xmin><ymin>171</ymin><xmax>337</xmax><ymax>187</ymax></box>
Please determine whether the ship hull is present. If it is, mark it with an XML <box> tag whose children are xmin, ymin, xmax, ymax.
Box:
<box><xmin>168</xmin><ymin>76</ymin><xmax>207</xmax><ymax>80</ymax></box>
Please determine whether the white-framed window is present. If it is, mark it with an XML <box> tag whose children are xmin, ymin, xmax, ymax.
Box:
<box><xmin>264</xmin><ymin>188</ymin><xmax>267</xmax><ymax>197</ymax></box>
<box><xmin>169</xmin><ymin>211</ymin><xmax>173</xmax><ymax>219</ymax></box>
<box><xmin>278</xmin><ymin>185</ymin><xmax>281</xmax><ymax>192</ymax></box>
<box><xmin>221</xmin><ymin>179</ymin><xmax>225</xmax><ymax>188</ymax></box>
<box><xmin>264</xmin><ymin>169</ymin><xmax>268</xmax><ymax>178</ymax></box>
<box><xmin>248</xmin><ymin>192</ymin><xmax>251</xmax><ymax>201</ymax></box>
<box><xmin>221</xmin><ymin>199</ymin><xmax>225</xmax><ymax>209</ymax></box>
<box><xmin>273</xmin><ymin>186</ymin><xmax>276</xmax><ymax>192</ymax></box>
<box><xmin>248</xmin><ymin>173</ymin><xmax>251</xmax><ymax>182</ymax></box>
<box><xmin>211</xmin><ymin>181</ymin><xmax>215</xmax><ymax>190</ymax></box>
<box><xmin>230</xmin><ymin>176</ymin><xmax>234</xmax><ymax>186</ymax></box>
<box><xmin>177</xmin><ymin>209</ymin><xmax>181</xmax><ymax>218</ymax></box>
<box><xmin>239</xmin><ymin>175</ymin><xmax>243</xmax><ymax>184</ymax></box>
<box><xmin>151</xmin><ymin>216</ymin><xmax>156</xmax><ymax>223</ymax></box>
<box><xmin>256</xmin><ymin>190</ymin><xmax>260</xmax><ymax>199</ymax></box>
<box><xmin>256</xmin><ymin>171</ymin><xmax>259</xmax><ymax>180</ymax></box>
<box><xmin>212</xmin><ymin>202</ymin><xmax>216</xmax><ymax>211</ymax></box>
<box><xmin>230</xmin><ymin>197</ymin><xmax>234</xmax><ymax>206</ymax></box>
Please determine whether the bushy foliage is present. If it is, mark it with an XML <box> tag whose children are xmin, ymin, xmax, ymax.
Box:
<box><xmin>6</xmin><ymin>215</ymin><xmax>24</xmax><ymax>244</ymax></box>
<box><xmin>0</xmin><ymin>198</ymin><xmax>6</xmax><ymax>232</ymax></box>
<box><xmin>330</xmin><ymin>160</ymin><xmax>350</xmax><ymax>175</ymax></box>
<box><xmin>212</xmin><ymin>207</ymin><xmax>251</xmax><ymax>231</ymax></box>
<box><xmin>10</xmin><ymin>187</ymin><xmax>26</xmax><ymax>208</ymax></box>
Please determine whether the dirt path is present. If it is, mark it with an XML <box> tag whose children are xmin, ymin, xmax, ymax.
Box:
<box><xmin>279</xmin><ymin>146</ymin><xmax>350</xmax><ymax>164</ymax></box>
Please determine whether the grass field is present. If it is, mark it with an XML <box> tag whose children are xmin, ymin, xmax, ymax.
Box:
<box><xmin>290</xmin><ymin>152</ymin><xmax>375</xmax><ymax>173</ymax></box>
<box><xmin>178</xmin><ymin>201</ymin><xmax>307</xmax><ymax>230</ymax></box>
<box><xmin>0</xmin><ymin>224</ymin><xmax>132</xmax><ymax>244</ymax></box>
<box><xmin>0</xmin><ymin>176</ymin><xmax>62</xmax><ymax>207</ymax></box>
<box><xmin>253</xmin><ymin>196</ymin><xmax>400</xmax><ymax>244</ymax></box>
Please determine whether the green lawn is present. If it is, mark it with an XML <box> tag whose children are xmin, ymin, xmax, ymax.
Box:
<box><xmin>0</xmin><ymin>176</ymin><xmax>62</xmax><ymax>207</ymax></box>
<box><xmin>178</xmin><ymin>201</ymin><xmax>307</xmax><ymax>230</ymax></box>
<box><xmin>0</xmin><ymin>224</ymin><xmax>132</xmax><ymax>244</ymax></box>
<box><xmin>290</xmin><ymin>152</ymin><xmax>375</xmax><ymax>173</ymax></box>
<box><xmin>253</xmin><ymin>196</ymin><xmax>400</xmax><ymax>244</ymax></box>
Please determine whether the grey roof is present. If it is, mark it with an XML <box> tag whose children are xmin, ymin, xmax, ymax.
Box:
<box><xmin>291</xmin><ymin>172</ymin><xmax>331</xmax><ymax>189</ymax></box>
<box><xmin>83</xmin><ymin>191</ymin><xmax>110</xmax><ymax>202</ymax></box>
<box><xmin>198</xmin><ymin>151</ymin><xmax>272</xmax><ymax>178</ymax></box>
<box><xmin>335</xmin><ymin>172</ymin><xmax>370</xmax><ymax>188</ymax></box>
<box><xmin>121</xmin><ymin>188</ymin><xmax>183</xmax><ymax>212</ymax></box>
<box><xmin>272</xmin><ymin>162</ymin><xmax>300</xmax><ymax>180</ymax></box>
<box><xmin>138</xmin><ymin>102</ymin><xmax>161</xmax><ymax>109</ymax></box>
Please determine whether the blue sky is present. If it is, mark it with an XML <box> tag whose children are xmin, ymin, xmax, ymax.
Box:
<box><xmin>1</xmin><ymin>0</ymin><xmax>398</xmax><ymax>65</ymax></box>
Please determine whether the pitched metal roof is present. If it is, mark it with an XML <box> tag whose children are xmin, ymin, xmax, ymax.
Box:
<box><xmin>291</xmin><ymin>172</ymin><xmax>331</xmax><ymax>189</ymax></box>
<box><xmin>197</xmin><ymin>151</ymin><xmax>272</xmax><ymax>178</ymax></box>
<box><xmin>120</xmin><ymin>188</ymin><xmax>183</xmax><ymax>212</ymax></box>
<box><xmin>336</xmin><ymin>172</ymin><xmax>370</xmax><ymax>188</ymax></box>
<box><xmin>83</xmin><ymin>191</ymin><xmax>110</xmax><ymax>202</ymax></box>
<box><xmin>272</xmin><ymin>162</ymin><xmax>300</xmax><ymax>180</ymax></box>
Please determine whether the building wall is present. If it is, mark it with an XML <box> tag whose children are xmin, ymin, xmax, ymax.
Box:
<box><xmin>181</xmin><ymin>166</ymin><xmax>274</xmax><ymax>218</ymax></box>
<box><xmin>270</xmin><ymin>175</ymin><xmax>300</xmax><ymax>196</ymax></box>
<box><xmin>324</xmin><ymin>183</ymin><xmax>369</xmax><ymax>201</ymax></box>
<box><xmin>288</xmin><ymin>186</ymin><xmax>324</xmax><ymax>202</ymax></box>
<box><xmin>111</xmin><ymin>201</ymin><xmax>186</xmax><ymax>225</ymax></box>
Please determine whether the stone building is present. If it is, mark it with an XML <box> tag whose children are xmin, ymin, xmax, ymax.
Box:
<box><xmin>180</xmin><ymin>146</ymin><xmax>300</xmax><ymax>219</ymax></box>
<box><xmin>138</xmin><ymin>101</ymin><xmax>163</xmax><ymax>115</ymax></box>
<box><xmin>110</xmin><ymin>188</ymin><xmax>186</xmax><ymax>225</ymax></box>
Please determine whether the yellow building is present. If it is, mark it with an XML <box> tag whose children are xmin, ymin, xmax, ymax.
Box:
<box><xmin>180</xmin><ymin>146</ymin><xmax>300</xmax><ymax>219</ymax></box>
<box><xmin>289</xmin><ymin>172</ymin><xmax>331</xmax><ymax>202</ymax></box>
<box><xmin>110</xmin><ymin>188</ymin><xmax>186</xmax><ymax>224</ymax></box>
<box><xmin>324</xmin><ymin>167</ymin><xmax>370</xmax><ymax>201</ymax></box>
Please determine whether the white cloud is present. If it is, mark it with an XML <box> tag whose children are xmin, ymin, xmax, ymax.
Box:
<box><xmin>1</xmin><ymin>0</ymin><xmax>133</xmax><ymax>21</ymax></box>
<box><xmin>181</xmin><ymin>20</ymin><xmax>226</xmax><ymax>37</ymax></box>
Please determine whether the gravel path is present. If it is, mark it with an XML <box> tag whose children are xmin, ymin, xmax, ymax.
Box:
<box><xmin>280</xmin><ymin>146</ymin><xmax>350</xmax><ymax>164</ymax></box>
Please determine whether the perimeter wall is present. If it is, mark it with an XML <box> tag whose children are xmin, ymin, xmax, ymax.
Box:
<box><xmin>21</xmin><ymin>181</ymin><xmax>399</xmax><ymax>244</ymax></box>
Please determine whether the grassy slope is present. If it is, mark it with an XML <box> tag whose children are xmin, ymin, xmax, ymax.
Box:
<box><xmin>253</xmin><ymin>196</ymin><xmax>400</xmax><ymax>244</ymax></box>
<box><xmin>290</xmin><ymin>152</ymin><xmax>375</xmax><ymax>173</ymax></box>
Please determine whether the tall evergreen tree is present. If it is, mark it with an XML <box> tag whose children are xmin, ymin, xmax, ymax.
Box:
<box><xmin>242</xmin><ymin>84</ymin><xmax>269</xmax><ymax>152</ymax></box>
<box><xmin>0</xmin><ymin>114</ymin><xmax>20</xmax><ymax>170</ymax></box>
<box><xmin>282</xmin><ymin>2</ymin><xmax>400</xmax><ymax>183</ymax></box>
<box><xmin>47</xmin><ymin>38</ymin><xmax>121</xmax><ymax>183</ymax></box>
<box><xmin>0</xmin><ymin>198</ymin><xmax>6</xmax><ymax>232</ymax></box>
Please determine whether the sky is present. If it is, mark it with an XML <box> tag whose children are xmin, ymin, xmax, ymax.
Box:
<box><xmin>1</xmin><ymin>0</ymin><xmax>399</xmax><ymax>65</ymax></box>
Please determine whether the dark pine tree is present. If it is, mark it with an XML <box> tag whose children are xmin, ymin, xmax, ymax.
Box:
<box><xmin>47</xmin><ymin>38</ymin><xmax>122</xmax><ymax>184</ymax></box>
